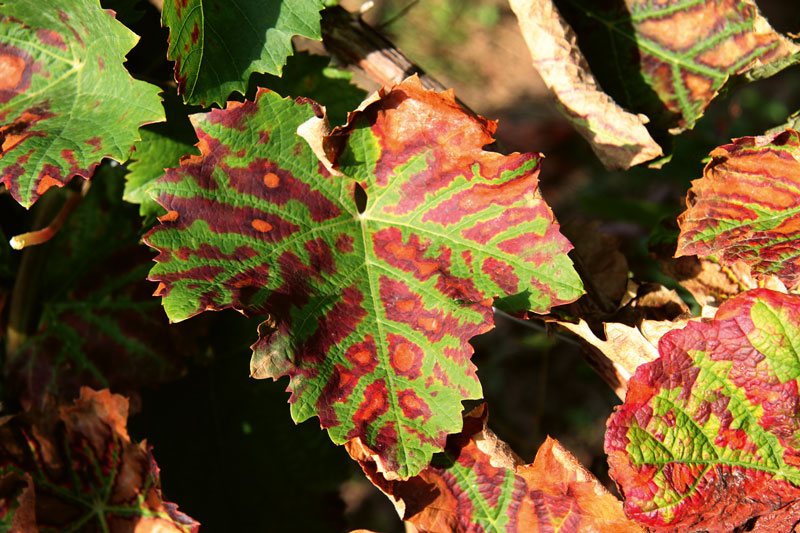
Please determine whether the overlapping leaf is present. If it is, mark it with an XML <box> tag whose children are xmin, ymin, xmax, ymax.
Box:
<box><xmin>349</xmin><ymin>403</ymin><xmax>642</xmax><ymax>532</ymax></box>
<box><xmin>606</xmin><ymin>289</ymin><xmax>800</xmax><ymax>531</ymax></box>
<box><xmin>509</xmin><ymin>0</ymin><xmax>663</xmax><ymax>169</ymax></box>
<box><xmin>0</xmin><ymin>387</ymin><xmax>198</xmax><ymax>531</ymax></box>
<box><xmin>144</xmin><ymin>77</ymin><xmax>583</xmax><ymax>477</ymax></box>
<box><xmin>252</xmin><ymin>51</ymin><xmax>367</xmax><ymax>127</ymax></box>
<box><xmin>5</xmin><ymin>165</ymin><xmax>189</xmax><ymax>409</ymax></box>
<box><xmin>553</xmin><ymin>0</ymin><xmax>799</xmax><ymax>133</ymax></box>
<box><xmin>0</xmin><ymin>0</ymin><xmax>163</xmax><ymax>208</ymax></box>
<box><xmin>163</xmin><ymin>0</ymin><xmax>324</xmax><ymax>107</ymax></box>
<box><xmin>676</xmin><ymin>129</ymin><xmax>800</xmax><ymax>288</ymax></box>
<box><xmin>124</xmin><ymin>93</ymin><xmax>200</xmax><ymax>219</ymax></box>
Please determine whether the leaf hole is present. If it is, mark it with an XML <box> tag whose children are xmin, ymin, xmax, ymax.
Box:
<box><xmin>354</xmin><ymin>182</ymin><xmax>367</xmax><ymax>214</ymax></box>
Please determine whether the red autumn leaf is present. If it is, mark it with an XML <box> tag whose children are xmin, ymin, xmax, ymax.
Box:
<box><xmin>144</xmin><ymin>77</ymin><xmax>583</xmax><ymax>477</ymax></box>
<box><xmin>606</xmin><ymin>289</ymin><xmax>800</xmax><ymax>531</ymax></box>
<box><xmin>676</xmin><ymin>129</ymin><xmax>800</xmax><ymax>288</ymax></box>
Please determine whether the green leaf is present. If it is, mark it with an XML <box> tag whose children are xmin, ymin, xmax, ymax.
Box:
<box><xmin>162</xmin><ymin>0</ymin><xmax>324</xmax><ymax>107</ymax></box>
<box><xmin>143</xmin><ymin>78</ymin><xmax>583</xmax><ymax>477</ymax></box>
<box><xmin>0</xmin><ymin>0</ymin><xmax>164</xmax><ymax>208</ymax></box>
<box><xmin>676</xmin><ymin>129</ymin><xmax>800</xmax><ymax>288</ymax></box>
<box><xmin>124</xmin><ymin>92</ymin><xmax>200</xmax><ymax>220</ymax></box>
<box><xmin>251</xmin><ymin>51</ymin><xmax>366</xmax><ymax>127</ymax></box>
<box><xmin>606</xmin><ymin>289</ymin><xmax>800</xmax><ymax>531</ymax></box>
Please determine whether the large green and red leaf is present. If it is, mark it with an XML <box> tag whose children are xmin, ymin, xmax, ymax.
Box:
<box><xmin>0</xmin><ymin>388</ymin><xmax>198</xmax><ymax>531</ymax></box>
<box><xmin>676</xmin><ymin>129</ymin><xmax>800</xmax><ymax>288</ymax></box>
<box><xmin>0</xmin><ymin>0</ymin><xmax>163</xmax><ymax>208</ymax></box>
<box><xmin>553</xmin><ymin>0</ymin><xmax>799</xmax><ymax>133</ymax></box>
<box><xmin>162</xmin><ymin>0</ymin><xmax>324</xmax><ymax>107</ymax></box>
<box><xmin>143</xmin><ymin>77</ymin><xmax>583</xmax><ymax>477</ymax></box>
<box><xmin>349</xmin><ymin>403</ymin><xmax>642</xmax><ymax>532</ymax></box>
<box><xmin>606</xmin><ymin>289</ymin><xmax>800</xmax><ymax>531</ymax></box>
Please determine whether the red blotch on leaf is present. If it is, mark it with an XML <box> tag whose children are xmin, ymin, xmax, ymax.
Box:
<box><xmin>388</xmin><ymin>334</ymin><xmax>423</xmax><ymax>379</ymax></box>
<box><xmin>398</xmin><ymin>389</ymin><xmax>432</xmax><ymax>421</ymax></box>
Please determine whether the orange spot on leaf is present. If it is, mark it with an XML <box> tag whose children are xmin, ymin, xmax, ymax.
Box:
<box><xmin>351</xmin><ymin>349</ymin><xmax>371</xmax><ymax>366</ymax></box>
<box><xmin>36</xmin><ymin>175</ymin><xmax>62</xmax><ymax>195</ymax></box>
<box><xmin>400</xmin><ymin>393</ymin><xmax>421</xmax><ymax>411</ymax></box>
<box><xmin>251</xmin><ymin>219</ymin><xmax>273</xmax><ymax>232</ymax></box>
<box><xmin>386</xmin><ymin>241</ymin><xmax>416</xmax><ymax>260</ymax></box>
<box><xmin>396</xmin><ymin>298</ymin><xmax>415</xmax><ymax>312</ymax></box>
<box><xmin>417</xmin><ymin>316</ymin><xmax>441</xmax><ymax>333</ymax></box>
<box><xmin>0</xmin><ymin>53</ymin><xmax>25</xmax><ymax>91</ymax></box>
<box><xmin>391</xmin><ymin>342</ymin><xmax>416</xmax><ymax>373</ymax></box>
<box><xmin>160</xmin><ymin>210</ymin><xmax>179</xmax><ymax>222</ymax></box>
<box><xmin>263</xmin><ymin>172</ymin><xmax>280</xmax><ymax>188</ymax></box>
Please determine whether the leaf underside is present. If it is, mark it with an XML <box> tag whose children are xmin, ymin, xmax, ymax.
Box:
<box><xmin>676</xmin><ymin>129</ymin><xmax>800</xmax><ymax>288</ymax></box>
<box><xmin>143</xmin><ymin>77</ymin><xmax>583</xmax><ymax>477</ymax></box>
<box><xmin>606</xmin><ymin>289</ymin><xmax>800</xmax><ymax>532</ymax></box>
<box><xmin>0</xmin><ymin>0</ymin><xmax>163</xmax><ymax>208</ymax></box>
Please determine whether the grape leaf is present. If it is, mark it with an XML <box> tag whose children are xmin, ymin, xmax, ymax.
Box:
<box><xmin>348</xmin><ymin>403</ymin><xmax>642</xmax><ymax>532</ymax></box>
<box><xmin>0</xmin><ymin>388</ymin><xmax>198</xmax><ymax>532</ymax></box>
<box><xmin>251</xmin><ymin>51</ymin><xmax>367</xmax><ymax>127</ymax></box>
<box><xmin>5</xmin><ymin>165</ymin><xmax>190</xmax><ymax>409</ymax></box>
<box><xmin>0</xmin><ymin>0</ymin><xmax>164</xmax><ymax>208</ymax></box>
<box><xmin>162</xmin><ymin>0</ymin><xmax>324</xmax><ymax>107</ymax></box>
<box><xmin>554</xmin><ymin>0</ymin><xmax>799</xmax><ymax>133</ymax></box>
<box><xmin>143</xmin><ymin>77</ymin><xmax>583</xmax><ymax>477</ymax></box>
<box><xmin>509</xmin><ymin>0</ymin><xmax>663</xmax><ymax>169</ymax></box>
<box><xmin>606</xmin><ymin>289</ymin><xmax>800</xmax><ymax>531</ymax></box>
<box><xmin>676</xmin><ymin>129</ymin><xmax>800</xmax><ymax>288</ymax></box>
<box><xmin>124</xmin><ymin>92</ymin><xmax>200</xmax><ymax>220</ymax></box>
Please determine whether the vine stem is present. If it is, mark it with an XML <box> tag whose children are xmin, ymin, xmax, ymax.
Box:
<box><xmin>320</xmin><ymin>5</ymin><xmax>470</xmax><ymax>111</ymax></box>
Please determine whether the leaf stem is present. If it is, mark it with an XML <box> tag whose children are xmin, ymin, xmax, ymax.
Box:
<box><xmin>5</xmin><ymin>183</ymin><xmax>86</xmax><ymax>356</ymax></box>
<box><xmin>493</xmin><ymin>308</ymin><xmax>580</xmax><ymax>346</ymax></box>
<box><xmin>8</xmin><ymin>185</ymin><xmax>84</xmax><ymax>250</ymax></box>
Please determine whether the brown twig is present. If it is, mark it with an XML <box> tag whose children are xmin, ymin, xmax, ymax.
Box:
<box><xmin>321</xmin><ymin>5</ymin><xmax>467</xmax><ymax>109</ymax></box>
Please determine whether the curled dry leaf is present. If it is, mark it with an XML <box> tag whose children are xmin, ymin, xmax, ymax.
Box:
<box><xmin>509</xmin><ymin>0</ymin><xmax>662</xmax><ymax>169</ymax></box>
<box><xmin>561</xmin><ymin>219</ymin><xmax>630</xmax><ymax>309</ymax></box>
<box><xmin>607</xmin><ymin>289</ymin><xmax>800</xmax><ymax>531</ymax></box>
<box><xmin>662</xmin><ymin>255</ymin><xmax>790</xmax><ymax>307</ymax></box>
<box><xmin>677</xmin><ymin>129</ymin><xmax>800</xmax><ymax>289</ymax></box>
<box><xmin>555</xmin><ymin>320</ymin><xmax>662</xmax><ymax>399</ymax></box>
<box><xmin>0</xmin><ymin>388</ymin><xmax>198</xmax><ymax>532</ymax></box>
<box><xmin>348</xmin><ymin>403</ymin><xmax>642</xmax><ymax>533</ymax></box>
<box><xmin>550</xmin><ymin>280</ymin><xmax>692</xmax><ymax>398</ymax></box>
